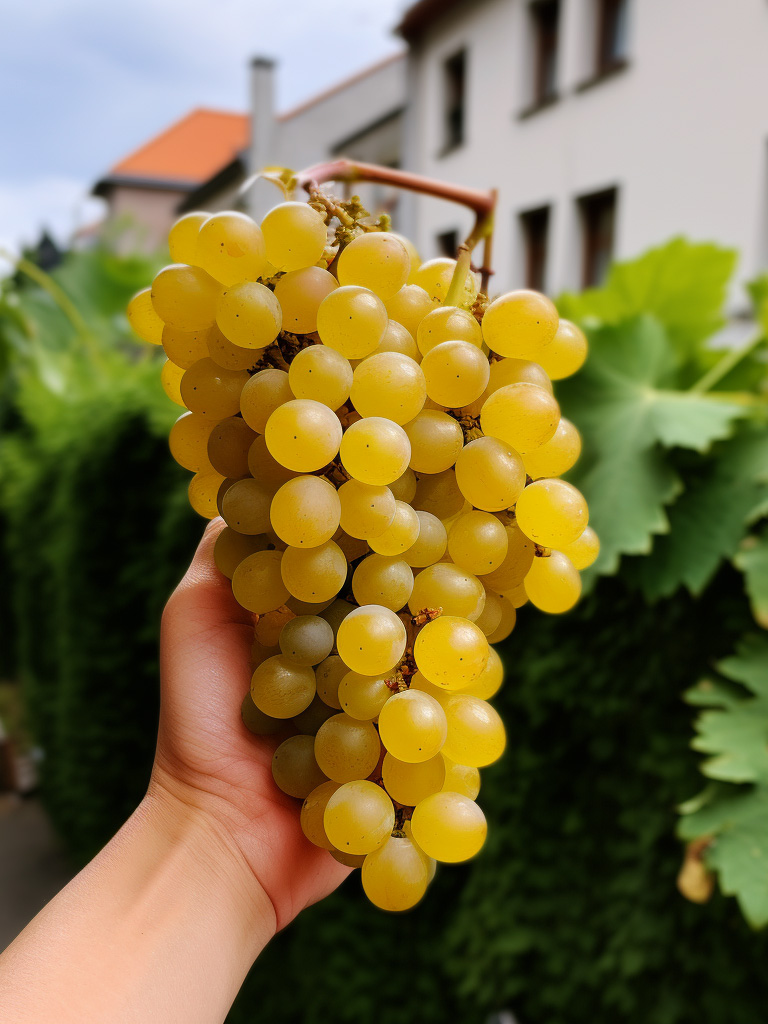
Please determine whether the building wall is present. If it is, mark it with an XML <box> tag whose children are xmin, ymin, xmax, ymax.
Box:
<box><xmin>104</xmin><ymin>186</ymin><xmax>190</xmax><ymax>254</ymax></box>
<box><xmin>403</xmin><ymin>0</ymin><xmax>768</xmax><ymax>307</ymax></box>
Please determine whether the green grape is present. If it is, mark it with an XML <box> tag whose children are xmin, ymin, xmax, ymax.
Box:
<box><xmin>151</xmin><ymin>264</ymin><xmax>220</xmax><ymax>331</ymax></box>
<box><xmin>270</xmin><ymin>475</ymin><xmax>341</xmax><ymax>547</ymax></box>
<box><xmin>412</xmin><ymin>469</ymin><xmax>465</xmax><ymax>520</ymax></box>
<box><xmin>216</xmin><ymin>280</ymin><xmax>282</xmax><ymax>348</ymax></box>
<box><xmin>441</xmin><ymin>757</ymin><xmax>481</xmax><ymax>799</ymax></box>
<box><xmin>315</xmin><ymin>655</ymin><xmax>348</xmax><ymax>709</ymax></box>
<box><xmin>188</xmin><ymin>470</ymin><xmax>225</xmax><ymax>519</ymax></box>
<box><xmin>261</xmin><ymin>201</ymin><xmax>328</xmax><ymax>271</ymax></box>
<box><xmin>463</xmin><ymin>355</ymin><xmax>553</xmax><ymax>417</ymax></box>
<box><xmin>338</xmin><ymin>671</ymin><xmax>393</xmax><ymax>721</ymax></box>
<box><xmin>250</xmin><ymin>654</ymin><xmax>316</xmax><ymax>718</ymax></box>
<box><xmin>127</xmin><ymin>287</ymin><xmax>164</xmax><ymax>344</ymax></box>
<box><xmin>180</xmin><ymin>358</ymin><xmax>248</xmax><ymax>419</ymax></box>
<box><xmin>336</xmin><ymin>605</ymin><xmax>407</xmax><ymax>676</ymax></box>
<box><xmin>414</xmin><ymin>615</ymin><xmax>489</xmax><ymax>689</ymax></box>
<box><xmin>362</xmin><ymin>835</ymin><xmax>429</xmax><ymax>911</ymax></box>
<box><xmin>413</xmin><ymin>257</ymin><xmax>477</xmax><ymax>305</ymax></box>
<box><xmin>538</xmin><ymin>318</ymin><xmax>588</xmax><ymax>379</ymax></box>
<box><xmin>515</xmin><ymin>479</ymin><xmax>589</xmax><ymax>548</ymax></box>
<box><xmin>410</xmin><ymin>791</ymin><xmax>486</xmax><ymax>862</ymax></box>
<box><xmin>472</xmin><ymin>590</ymin><xmax>503</xmax><ymax>637</ymax></box>
<box><xmin>378</xmin><ymin>690</ymin><xmax>447</xmax><ymax>763</ymax></box>
<box><xmin>197</xmin><ymin>211</ymin><xmax>267</xmax><ymax>286</ymax></box>
<box><xmin>338</xmin><ymin>480</ymin><xmax>396</xmax><ymax>540</ymax></box>
<box><xmin>441</xmin><ymin>694</ymin><xmax>506</xmax><ymax>767</ymax></box>
<box><xmin>247</xmin><ymin>434</ymin><xmax>298</xmax><ymax>487</ymax></box>
<box><xmin>321</xmin><ymin>599</ymin><xmax>355</xmax><ymax>636</ymax></box>
<box><xmin>162</xmin><ymin>325</ymin><xmax>210</xmax><ymax>368</ymax></box>
<box><xmin>416</xmin><ymin>305</ymin><xmax>482</xmax><ymax>355</ymax></box>
<box><xmin>373</xmin><ymin>320</ymin><xmax>421</xmax><ymax>362</ymax></box>
<box><xmin>241</xmin><ymin>692</ymin><xmax>282</xmax><ymax>736</ymax></box>
<box><xmin>274</xmin><ymin>266</ymin><xmax>338</xmax><ymax>333</ymax></box>
<box><xmin>315</xmin><ymin>716</ymin><xmax>382</xmax><ymax>784</ymax></box>
<box><xmin>317</xmin><ymin>285</ymin><xmax>388</xmax><ymax>359</ymax></box>
<box><xmin>265</xmin><ymin>399</ymin><xmax>342</xmax><ymax>472</ymax></box>
<box><xmin>382</xmin><ymin>752</ymin><xmax>445</xmax><ymax>805</ymax></box>
<box><xmin>232</xmin><ymin>549</ymin><xmax>290</xmax><ymax>614</ymax></box>
<box><xmin>272</xmin><ymin>734</ymin><xmax>328</xmax><ymax>798</ymax></box>
<box><xmin>293</xmin><ymin>694</ymin><xmax>337</xmax><ymax>735</ymax></box>
<box><xmin>167</xmin><ymin>211</ymin><xmax>208</xmax><ymax>265</ymax></box>
<box><xmin>337</xmin><ymin>232</ymin><xmax>410</xmax><ymax>299</ymax></box>
<box><xmin>524</xmin><ymin>551</ymin><xmax>582</xmax><ymax>613</ymax></box>
<box><xmin>206</xmin><ymin>325</ymin><xmax>261</xmax><ymax>370</ymax></box>
<box><xmin>402</xmin><ymin>512</ymin><xmax>447</xmax><ymax>568</ymax></box>
<box><xmin>480</xmin><ymin>382</ymin><xmax>560</xmax><ymax>454</ymax></box>
<box><xmin>421</xmin><ymin>340</ymin><xmax>490</xmax><ymax>408</ymax></box>
<box><xmin>461</xmin><ymin>645</ymin><xmax>504</xmax><ymax>698</ymax></box>
<box><xmin>408</xmin><ymin>563</ymin><xmax>485</xmax><ymax>620</ymax></box>
<box><xmin>288</xmin><ymin>344</ymin><xmax>352</xmax><ymax>410</ymax></box>
<box><xmin>482</xmin><ymin>522</ymin><xmax>535</xmax><ymax>592</ymax></box>
<box><xmin>339</xmin><ymin>417</ymin><xmax>411</xmax><ymax>486</ymax></box>
<box><xmin>352</xmin><ymin>554</ymin><xmax>413</xmax><ymax>611</ymax></box>
<box><xmin>350</xmin><ymin>351</ymin><xmax>426</xmax><ymax>425</ymax></box>
<box><xmin>404</xmin><ymin>410</ymin><xmax>464</xmax><ymax>474</ymax></box>
<box><xmin>240</xmin><ymin>368</ymin><xmax>292</xmax><ymax>433</ymax></box>
<box><xmin>389</xmin><ymin>468</ymin><xmax>418</xmax><ymax>503</ymax></box>
<box><xmin>214</xmin><ymin>527</ymin><xmax>267</xmax><ymax>579</ymax></box>
<box><xmin>281</xmin><ymin>540</ymin><xmax>347</xmax><ymax>603</ymax></box>
<box><xmin>481</xmin><ymin>289</ymin><xmax>559</xmax><ymax>359</ymax></box>
<box><xmin>448</xmin><ymin>510</ymin><xmax>509</xmax><ymax>575</ymax></box>
<box><xmin>300</xmin><ymin>781</ymin><xmax>340</xmax><ymax>848</ymax></box>
<box><xmin>324</xmin><ymin>779</ymin><xmax>394</xmax><ymax>854</ymax></box>
<box><xmin>207</xmin><ymin>416</ymin><xmax>257</xmax><ymax>478</ymax></box>
<box><xmin>560</xmin><ymin>525</ymin><xmax>600</xmax><ymax>570</ymax></box>
<box><xmin>368</xmin><ymin>501</ymin><xmax>420</xmax><ymax>556</ymax></box>
<box><xmin>383</xmin><ymin>284</ymin><xmax>437</xmax><ymax>337</ymax></box>
<box><xmin>279</xmin><ymin>615</ymin><xmax>334</xmax><ymax>667</ymax></box>
<box><xmin>161</xmin><ymin>359</ymin><xmax>185</xmax><ymax>406</ymax></box>
<box><xmin>220</xmin><ymin>478</ymin><xmax>274</xmax><ymax>534</ymax></box>
<box><xmin>522</xmin><ymin>418</ymin><xmax>582</xmax><ymax>479</ymax></box>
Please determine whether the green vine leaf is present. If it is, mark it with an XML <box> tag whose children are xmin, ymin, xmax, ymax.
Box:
<box><xmin>734</xmin><ymin>530</ymin><xmax>768</xmax><ymax>628</ymax></box>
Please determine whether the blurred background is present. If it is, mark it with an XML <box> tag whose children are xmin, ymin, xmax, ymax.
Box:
<box><xmin>2</xmin><ymin>2</ymin><xmax>768</xmax><ymax>1022</ymax></box>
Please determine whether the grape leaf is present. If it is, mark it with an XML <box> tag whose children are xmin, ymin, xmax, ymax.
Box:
<box><xmin>734</xmin><ymin>531</ymin><xmax>768</xmax><ymax>628</ymax></box>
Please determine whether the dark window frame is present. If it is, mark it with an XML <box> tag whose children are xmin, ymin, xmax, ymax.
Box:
<box><xmin>519</xmin><ymin>205</ymin><xmax>551</xmax><ymax>292</ymax></box>
<box><xmin>578</xmin><ymin>187</ymin><xmax>618</xmax><ymax>288</ymax></box>
<box><xmin>441</xmin><ymin>49</ymin><xmax>467</xmax><ymax>154</ymax></box>
<box><xmin>531</xmin><ymin>0</ymin><xmax>561</xmax><ymax>107</ymax></box>
<box><xmin>596</xmin><ymin>0</ymin><xmax>629</xmax><ymax>75</ymax></box>
<box><xmin>436</xmin><ymin>229</ymin><xmax>460</xmax><ymax>258</ymax></box>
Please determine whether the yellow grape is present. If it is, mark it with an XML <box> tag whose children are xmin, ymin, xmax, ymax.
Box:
<box><xmin>389</xmin><ymin>468</ymin><xmax>418</xmax><ymax>504</ymax></box>
<box><xmin>481</xmin><ymin>382</ymin><xmax>560</xmax><ymax>454</ymax></box>
<box><xmin>412</xmin><ymin>469</ymin><xmax>465</xmax><ymax>520</ymax></box>
<box><xmin>362</xmin><ymin>835</ymin><xmax>429</xmax><ymax>911</ymax></box>
<box><xmin>523</xmin><ymin>418</ymin><xmax>582</xmax><ymax>479</ymax></box>
<box><xmin>404</xmin><ymin>410</ymin><xmax>464</xmax><ymax>474</ymax></box>
<box><xmin>560</xmin><ymin>525</ymin><xmax>600</xmax><ymax>570</ymax></box>
<box><xmin>261</xmin><ymin>201</ymin><xmax>328</xmax><ymax>271</ymax></box>
<box><xmin>270</xmin><ymin>475</ymin><xmax>341</xmax><ymax>547</ymax></box>
<box><xmin>515</xmin><ymin>479</ymin><xmax>589</xmax><ymax>548</ymax></box>
<box><xmin>324</xmin><ymin>779</ymin><xmax>394</xmax><ymax>854</ymax></box>
<box><xmin>216</xmin><ymin>280</ymin><xmax>282</xmax><ymax>348</ymax></box>
<box><xmin>288</xmin><ymin>344</ymin><xmax>352</xmax><ymax>410</ymax></box>
<box><xmin>300</xmin><ymin>781</ymin><xmax>340</xmax><ymax>849</ymax></box>
<box><xmin>416</xmin><ymin>305</ymin><xmax>482</xmax><ymax>355</ymax></box>
<box><xmin>378</xmin><ymin>689</ymin><xmax>447</xmax><ymax>763</ymax></box>
<box><xmin>421</xmin><ymin>340</ymin><xmax>490</xmax><ymax>408</ymax></box>
<box><xmin>524</xmin><ymin>551</ymin><xmax>582</xmax><ymax>613</ymax></box>
<box><xmin>441</xmin><ymin>694</ymin><xmax>506</xmax><ymax>767</ymax></box>
<box><xmin>408</xmin><ymin>563</ymin><xmax>485</xmax><ymax>621</ymax></box>
<box><xmin>337</xmin><ymin>232</ymin><xmax>410</xmax><ymax>299</ymax></box>
<box><xmin>502</xmin><ymin>582</ymin><xmax>529</xmax><ymax>609</ymax></box>
<box><xmin>472</xmin><ymin>591</ymin><xmax>503</xmax><ymax>638</ymax></box>
<box><xmin>221</xmin><ymin>478</ymin><xmax>273</xmax><ymax>534</ymax></box>
<box><xmin>213</xmin><ymin>528</ymin><xmax>267</xmax><ymax>579</ymax></box>
<box><xmin>538</xmin><ymin>318</ymin><xmax>588</xmax><ymax>379</ymax></box>
<box><xmin>247</xmin><ymin>434</ymin><xmax>298</xmax><ymax>487</ymax></box>
<box><xmin>315</xmin><ymin>655</ymin><xmax>347</xmax><ymax>709</ymax></box>
<box><xmin>281</xmin><ymin>540</ymin><xmax>347</xmax><ymax>603</ymax></box>
<box><xmin>180</xmin><ymin>357</ymin><xmax>248</xmax><ymax>419</ymax></box>
<box><xmin>336</xmin><ymin>605</ymin><xmax>407</xmax><ymax>676</ymax></box>
<box><xmin>317</xmin><ymin>285</ymin><xmax>388</xmax><ymax>359</ymax></box>
<box><xmin>293</xmin><ymin>694</ymin><xmax>337</xmax><ymax>735</ymax></box>
<box><xmin>338</xmin><ymin>671</ymin><xmax>393</xmax><ymax>721</ymax></box>
<box><xmin>250</xmin><ymin>654</ymin><xmax>316</xmax><ymax>718</ymax></box>
<box><xmin>167</xmin><ymin>211</ymin><xmax>208</xmax><ymax>264</ymax></box>
<box><xmin>331</xmin><ymin>850</ymin><xmax>367</xmax><ymax>868</ymax></box>
<box><xmin>414</xmin><ymin>615</ymin><xmax>489</xmax><ymax>690</ymax></box>
<box><xmin>403</xmin><ymin>511</ymin><xmax>448</xmax><ymax>568</ymax></box>
<box><xmin>151</xmin><ymin>264</ymin><xmax>220</xmax><ymax>331</ymax></box>
<box><xmin>409</xmin><ymin>671</ymin><xmax>451</xmax><ymax>705</ymax></box>
<box><xmin>162</xmin><ymin>325</ymin><xmax>209</xmax><ymax>368</ymax></box>
<box><xmin>265</xmin><ymin>399</ymin><xmax>342</xmax><ymax>472</ymax></box>
<box><xmin>352</xmin><ymin>554</ymin><xmax>414</xmax><ymax>611</ymax></box>
<box><xmin>441</xmin><ymin>757</ymin><xmax>481</xmax><ymax>799</ymax></box>
<box><xmin>448</xmin><ymin>511</ymin><xmax>509</xmax><ymax>575</ymax></box>
<box><xmin>274</xmin><ymin>267</ymin><xmax>339</xmax><ymax>333</ymax></box>
<box><xmin>206</xmin><ymin>325</ymin><xmax>261</xmax><ymax>370</ymax></box>
<box><xmin>486</xmin><ymin>593</ymin><xmax>519</xmax><ymax>640</ymax></box>
<box><xmin>482</xmin><ymin>523</ymin><xmax>535</xmax><ymax>592</ymax></box>
<box><xmin>160</xmin><ymin>359</ymin><xmax>185</xmax><ymax>406</ymax></box>
<box><xmin>481</xmin><ymin>289</ymin><xmax>559</xmax><ymax>359</ymax></box>
<box><xmin>207</xmin><ymin>416</ymin><xmax>256</xmax><ymax>478</ymax></box>
<box><xmin>241</xmin><ymin>692</ymin><xmax>282</xmax><ymax>736</ymax></box>
<box><xmin>338</xmin><ymin>479</ymin><xmax>396</xmax><ymax>540</ymax></box>
<box><xmin>384</xmin><ymin>284</ymin><xmax>438</xmax><ymax>337</ymax></box>
<box><xmin>315</xmin><ymin>716</ymin><xmax>382</xmax><ymax>784</ymax></box>
<box><xmin>382</xmin><ymin>752</ymin><xmax>445</xmax><ymax>805</ymax></box>
<box><xmin>410</xmin><ymin>791</ymin><xmax>486</xmax><ymax>863</ymax></box>
<box><xmin>197</xmin><ymin>211</ymin><xmax>267</xmax><ymax>286</ymax></box>
<box><xmin>462</xmin><ymin>355</ymin><xmax>553</xmax><ymax>417</ymax></box>
<box><xmin>373</xmin><ymin>320</ymin><xmax>421</xmax><ymax>362</ymax></box>
<box><xmin>271</xmin><ymin>734</ymin><xmax>328</xmax><ymax>799</ymax></box>
<box><xmin>255</xmin><ymin>607</ymin><xmax>294</xmax><ymax>648</ymax></box>
<box><xmin>188</xmin><ymin>470</ymin><xmax>225</xmax><ymax>519</ymax></box>
<box><xmin>240</xmin><ymin>368</ymin><xmax>292</xmax><ymax>433</ymax></box>
<box><xmin>413</xmin><ymin>257</ymin><xmax>477</xmax><ymax>306</ymax></box>
<box><xmin>232</xmin><ymin>549</ymin><xmax>290</xmax><ymax>614</ymax></box>
<box><xmin>169</xmin><ymin>411</ymin><xmax>215</xmax><ymax>472</ymax></box>
<box><xmin>389</xmin><ymin>232</ymin><xmax>421</xmax><ymax>280</ymax></box>
<box><xmin>462</xmin><ymin>643</ymin><xmax>504</xmax><ymax>700</ymax></box>
<box><xmin>127</xmin><ymin>287</ymin><xmax>164</xmax><ymax>344</ymax></box>
<box><xmin>350</xmin><ymin>352</ymin><xmax>426</xmax><ymax>424</ymax></box>
<box><xmin>320</xmin><ymin>600</ymin><xmax>355</xmax><ymax>637</ymax></box>
<box><xmin>339</xmin><ymin>417</ymin><xmax>411</xmax><ymax>486</ymax></box>
<box><xmin>251</xmin><ymin>637</ymin><xmax>280</xmax><ymax>670</ymax></box>
<box><xmin>369</xmin><ymin>501</ymin><xmax>421</xmax><ymax>556</ymax></box>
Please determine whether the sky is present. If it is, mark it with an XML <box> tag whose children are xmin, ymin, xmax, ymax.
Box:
<box><xmin>0</xmin><ymin>0</ymin><xmax>408</xmax><ymax>256</ymax></box>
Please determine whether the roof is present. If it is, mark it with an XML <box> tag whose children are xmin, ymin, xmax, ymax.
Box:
<box><xmin>94</xmin><ymin>108</ymin><xmax>249</xmax><ymax>194</ymax></box>
<box><xmin>277</xmin><ymin>51</ymin><xmax>406</xmax><ymax>123</ymax></box>
<box><xmin>396</xmin><ymin>0</ymin><xmax>467</xmax><ymax>40</ymax></box>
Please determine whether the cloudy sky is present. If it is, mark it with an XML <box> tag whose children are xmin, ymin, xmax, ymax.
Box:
<box><xmin>0</xmin><ymin>0</ymin><xmax>408</xmax><ymax>255</ymax></box>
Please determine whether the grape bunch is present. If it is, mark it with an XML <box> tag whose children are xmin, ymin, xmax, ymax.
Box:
<box><xmin>127</xmin><ymin>192</ymin><xmax>598</xmax><ymax>912</ymax></box>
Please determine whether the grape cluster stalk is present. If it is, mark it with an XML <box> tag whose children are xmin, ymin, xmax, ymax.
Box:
<box><xmin>127</xmin><ymin>184</ymin><xmax>598</xmax><ymax>912</ymax></box>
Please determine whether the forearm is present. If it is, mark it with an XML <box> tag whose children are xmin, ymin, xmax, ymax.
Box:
<box><xmin>0</xmin><ymin>782</ymin><xmax>276</xmax><ymax>1024</ymax></box>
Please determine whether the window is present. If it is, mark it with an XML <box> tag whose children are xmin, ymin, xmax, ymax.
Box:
<box><xmin>519</xmin><ymin>206</ymin><xmax>551</xmax><ymax>291</ymax></box>
<box><xmin>530</xmin><ymin>1</ymin><xmax>560</xmax><ymax>106</ymax></box>
<box><xmin>436</xmin><ymin>229</ymin><xmax>459</xmax><ymax>258</ymax></box>
<box><xmin>596</xmin><ymin>0</ymin><xmax>629</xmax><ymax>74</ymax></box>
<box><xmin>578</xmin><ymin>188</ymin><xmax>617</xmax><ymax>287</ymax></box>
<box><xmin>442</xmin><ymin>50</ymin><xmax>466</xmax><ymax>152</ymax></box>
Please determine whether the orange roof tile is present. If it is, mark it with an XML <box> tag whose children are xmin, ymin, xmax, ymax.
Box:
<box><xmin>109</xmin><ymin>108</ymin><xmax>249</xmax><ymax>185</ymax></box>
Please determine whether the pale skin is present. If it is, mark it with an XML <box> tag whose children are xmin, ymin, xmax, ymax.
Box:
<box><xmin>0</xmin><ymin>519</ymin><xmax>349</xmax><ymax>1023</ymax></box>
